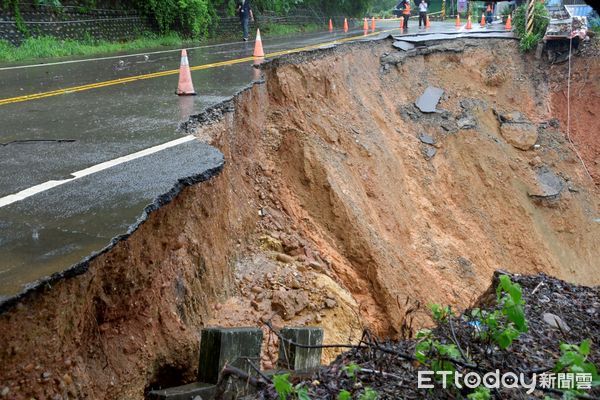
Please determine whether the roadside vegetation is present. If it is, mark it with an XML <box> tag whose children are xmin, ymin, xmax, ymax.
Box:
<box><xmin>0</xmin><ymin>33</ymin><xmax>186</xmax><ymax>62</ymax></box>
<box><xmin>4</xmin><ymin>0</ymin><xmax>395</xmax><ymax>40</ymax></box>
<box><xmin>259</xmin><ymin>273</ymin><xmax>599</xmax><ymax>399</ymax></box>
<box><xmin>512</xmin><ymin>2</ymin><xmax>549</xmax><ymax>52</ymax></box>
<box><xmin>0</xmin><ymin>0</ymin><xmax>397</xmax><ymax>62</ymax></box>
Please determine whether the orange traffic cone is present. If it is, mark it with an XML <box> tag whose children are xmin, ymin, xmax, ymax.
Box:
<box><xmin>426</xmin><ymin>15</ymin><xmax>431</xmax><ymax>28</ymax></box>
<box><xmin>176</xmin><ymin>49</ymin><xmax>196</xmax><ymax>96</ymax></box>
<box><xmin>371</xmin><ymin>16</ymin><xmax>376</xmax><ymax>31</ymax></box>
<box><xmin>466</xmin><ymin>15</ymin><xmax>472</xmax><ymax>29</ymax></box>
<box><xmin>329</xmin><ymin>18</ymin><xmax>333</xmax><ymax>32</ymax></box>
<box><xmin>344</xmin><ymin>18</ymin><xmax>349</xmax><ymax>32</ymax></box>
<box><xmin>253</xmin><ymin>28</ymin><xmax>264</xmax><ymax>58</ymax></box>
<box><xmin>505</xmin><ymin>14</ymin><xmax>512</xmax><ymax>30</ymax></box>
<box><xmin>363</xmin><ymin>17</ymin><xmax>368</xmax><ymax>31</ymax></box>
<box><xmin>455</xmin><ymin>15</ymin><xmax>461</xmax><ymax>27</ymax></box>
<box><xmin>480</xmin><ymin>13</ymin><xmax>485</xmax><ymax>27</ymax></box>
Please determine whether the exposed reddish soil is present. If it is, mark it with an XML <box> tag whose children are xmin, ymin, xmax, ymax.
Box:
<box><xmin>549</xmin><ymin>39</ymin><xmax>600</xmax><ymax>186</ymax></box>
<box><xmin>0</xmin><ymin>38</ymin><xmax>598</xmax><ymax>400</ymax></box>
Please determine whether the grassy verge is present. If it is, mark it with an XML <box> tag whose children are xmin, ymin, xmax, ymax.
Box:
<box><xmin>259</xmin><ymin>22</ymin><xmax>322</xmax><ymax>36</ymax></box>
<box><xmin>0</xmin><ymin>23</ymin><xmax>323</xmax><ymax>63</ymax></box>
<box><xmin>0</xmin><ymin>32</ymin><xmax>190</xmax><ymax>63</ymax></box>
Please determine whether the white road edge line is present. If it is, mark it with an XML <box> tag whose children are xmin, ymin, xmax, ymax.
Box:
<box><xmin>0</xmin><ymin>135</ymin><xmax>195</xmax><ymax>209</ymax></box>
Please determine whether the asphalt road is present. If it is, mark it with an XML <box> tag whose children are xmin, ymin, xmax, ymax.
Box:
<box><xmin>0</xmin><ymin>19</ymin><xmax>509</xmax><ymax>303</ymax></box>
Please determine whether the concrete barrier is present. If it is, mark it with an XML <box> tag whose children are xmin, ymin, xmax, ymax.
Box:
<box><xmin>278</xmin><ymin>327</ymin><xmax>324</xmax><ymax>371</ymax></box>
<box><xmin>198</xmin><ymin>327</ymin><xmax>263</xmax><ymax>384</ymax></box>
<box><xmin>147</xmin><ymin>382</ymin><xmax>216</xmax><ymax>400</ymax></box>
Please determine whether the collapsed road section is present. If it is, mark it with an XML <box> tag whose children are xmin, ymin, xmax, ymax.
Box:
<box><xmin>0</xmin><ymin>35</ymin><xmax>598</xmax><ymax>400</ymax></box>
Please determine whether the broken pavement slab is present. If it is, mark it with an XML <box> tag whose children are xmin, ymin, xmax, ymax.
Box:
<box><xmin>415</xmin><ymin>87</ymin><xmax>444</xmax><ymax>113</ymax></box>
<box><xmin>457</xmin><ymin>115</ymin><xmax>477</xmax><ymax>129</ymax></box>
<box><xmin>528</xmin><ymin>167</ymin><xmax>565</xmax><ymax>202</ymax></box>
<box><xmin>418</xmin><ymin>133</ymin><xmax>436</xmax><ymax>145</ymax></box>
<box><xmin>423</xmin><ymin>146</ymin><xmax>437</xmax><ymax>160</ymax></box>
<box><xmin>392</xmin><ymin>41</ymin><xmax>416</xmax><ymax>51</ymax></box>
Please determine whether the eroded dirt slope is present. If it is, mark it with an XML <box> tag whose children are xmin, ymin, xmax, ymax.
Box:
<box><xmin>0</xmin><ymin>38</ymin><xmax>598</xmax><ymax>400</ymax></box>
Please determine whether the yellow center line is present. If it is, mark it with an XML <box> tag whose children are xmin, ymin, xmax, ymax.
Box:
<box><xmin>0</xmin><ymin>29</ymin><xmax>395</xmax><ymax>107</ymax></box>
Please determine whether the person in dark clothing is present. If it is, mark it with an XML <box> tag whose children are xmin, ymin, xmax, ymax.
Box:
<box><xmin>237</xmin><ymin>0</ymin><xmax>254</xmax><ymax>41</ymax></box>
<box><xmin>418</xmin><ymin>0</ymin><xmax>428</xmax><ymax>28</ymax></box>
<box><xmin>485</xmin><ymin>2</ymin><xmax>494</xmax><ymax>24</ymax></box>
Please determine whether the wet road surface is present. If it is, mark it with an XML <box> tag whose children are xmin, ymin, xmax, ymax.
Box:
<box><xmin>0</xmin><ymin>19</ymin><xmax>511</xmax><ymax>302</ymax></box>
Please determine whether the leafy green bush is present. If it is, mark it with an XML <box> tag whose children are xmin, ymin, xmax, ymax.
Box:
<box><xmin>342</xmin><ymin>362</ymin><xmax>361</xmax><ymax>383</ymax></box>
<box><xmin>337</xmin><ymin>390</ymin><xmax>352</xmax><ymax>400</ymax></box>
<box><xmin>554</xmin><ymin>340</ymin><xmax>599</xmax><ymax>379</ymax></box>
<box><xmin>589</xmin><ymin>17</ymin><xmax>600</xmax><ymax>34</ymax></box>
<box><xmin>134</xmin><ymin>0</ymin><xmax>217</xmax><ymax>38</ymax></box>
<box><xmin>358</xmin><ymin>387</ymin><xmax>378</xmax><ymax>400</ymax></box>
<box><xmin>471</xmin><ymin>275</ymin><xmax>529</xmax><ymax>349</ymax></box>
<box><xmin>467</xmin><ymin>386</ymin><xmax>491</xmax><ymax>400</ymax></box>
<box><xmin>272</xmin><ymin>373</ymin><xmax>311</xmax><ymax>400</ymax></box>
<box><xmin>429</xmin><ymin>303</ymin><xmax>452</xmax><ymax>322</ymax></box>
<box><xmin>415</xmin><ymin>328</ymin><xmax>462</xmax><ymax>378</ymax></box>
<box><xmin>512</xmin><ymin>2</ymin><xmax>548</xmax><ymax>52</ymax></box>
<box><xmin>519</xmin><ymin>32</ymin><xmax>541</xmax><ymax>52</ymax></box>
<box><xmin>3</xmin><ymin>0</ymin><xmax>29</xmax><ymax>35</ymax></box>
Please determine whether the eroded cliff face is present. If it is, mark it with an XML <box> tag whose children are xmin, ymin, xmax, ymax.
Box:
<box><xmin>1</xmin><ymin>38</ymin><xmax>598</xmax><ymax>400</ymax></box>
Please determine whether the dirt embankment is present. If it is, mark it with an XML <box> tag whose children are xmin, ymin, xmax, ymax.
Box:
<box><xmin>0</xmin><ymin>38</ymin><xmax>598</xmax><ymax>400</ymax></box>
<box><xmin>549</xmin><ymin>40</ymin><xmax>600</xmax><ymax>185</ymax></box>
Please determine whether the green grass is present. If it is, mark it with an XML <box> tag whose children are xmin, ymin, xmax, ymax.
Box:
<box><xmin>0</xmin><ymin>32</ymin><xmax>189</xmax><ymax>63</ymax></box>
<box><xmin>259</xmin><ymin>23</ymin><xmax>322</xmax><ymax>36</ymax></box>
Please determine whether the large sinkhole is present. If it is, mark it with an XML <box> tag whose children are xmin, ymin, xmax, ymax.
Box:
<box><xmin>0</xmin><ymin>37</ymin><xmax>598</xmax><ymax>400</ymax></box>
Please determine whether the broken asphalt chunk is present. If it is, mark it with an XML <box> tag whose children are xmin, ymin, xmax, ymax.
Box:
<box><xmin>418</xmin><ymin>133</ymin><xmax>435</xmax><ymax>145</ymax></box>
<box><xmin>392</xmin><ymin>41</ymin><xmax>415</xmax><ymax>51</ymax></box>
<box><xmin>415</xmin><ymin>86</ymin><xmax>444</xmax><ymax>113</ymax></box>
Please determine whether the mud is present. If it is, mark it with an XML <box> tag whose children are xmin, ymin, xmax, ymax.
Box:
<box><xmin>0</xmin><ymin>37</ymin><xmax>598</xmax><ymax>400</ymax></box>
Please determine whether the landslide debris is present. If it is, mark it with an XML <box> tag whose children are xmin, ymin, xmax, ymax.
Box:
<box><xmin>257</xmin><ymin>272</ymin><xmax>600</xmax><ymax>399</ymax></box>
<box><xmin>0</xmin><ymin>36</ymin><xmax>598</xmax><ymax>400</ymax></box>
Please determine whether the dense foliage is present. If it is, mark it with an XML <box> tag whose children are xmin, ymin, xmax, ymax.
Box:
<box><xmin>132</xmin><ymin>0</ymin><xmax>217</xmax><ymax>38</ymax></box>
<box><xmin>512</xmin><ymin>2</ymin><xmax>549</xmax><ymax>52</ymax></box>
<box><xmin>4</xmin><ymin>0</ymin><xmax>402</xmax><ymax>39</ymax></box>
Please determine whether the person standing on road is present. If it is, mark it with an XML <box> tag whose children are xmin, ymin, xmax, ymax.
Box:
<box><xmin>237</xmin><ymin>0</ymin><xmax>254</xmax><ymax>41</ymax></box>
<box><xmin>419</xmin><ymin>0</ymin><xmax>428</xmax><ymax>28</ymax></box>
<box><xmin>485</xmin><ymin>2</ymin><xmax>494</xmax><ymax>24</ymax></box>
<box><xmin>402</xmin><ymin>0</ymin><xmax>411</xmax><ymax>30</ymax></box>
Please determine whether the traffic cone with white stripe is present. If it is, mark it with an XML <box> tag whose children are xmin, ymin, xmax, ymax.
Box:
<box><xmin>466</xmin><ymin>15</ymin><xmax>472</xmax><ymax>29</ymax></box>
<box><xmin>363</xmin><ymin>17</ymin><xmax>368</xmax><ymax>31</ymax></box>
<box><xmin>371</xmin><ymin>16</ymin><xmax>376</xmax><ymax>31</ymax></box>
<box><xmin>253</xmin><ymin>28</ymin><xmax>265</xmax><ymax>58</ymax></box>
<box><xmin>426</xmin><ymin>15</ymin><xmax>431</xmax><ymax>28</ymax></box>
<box><xmin>329</xmin><ymin>18</ymin><xmax>333</xmax><ymax>32</ymax></box>
<box><xmin>344</xmin><ymin>18</ymin><xmax>349</xmax><ymax>32</ymax></box>
<box><xmin>480</xmin><ymin>13</ymin><xmax>485</xmax><ymax>27</ymax></box>
<box><xmin>176</xmin><ymin>49</ymin><xmax>196</xmax><ymax>96</ymax></box>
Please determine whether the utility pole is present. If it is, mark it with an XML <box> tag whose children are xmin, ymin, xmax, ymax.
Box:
<box><xmin>526</xmin><ymin>0</ymin><xmax>535</xmax><ymax>33</ymax></box>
